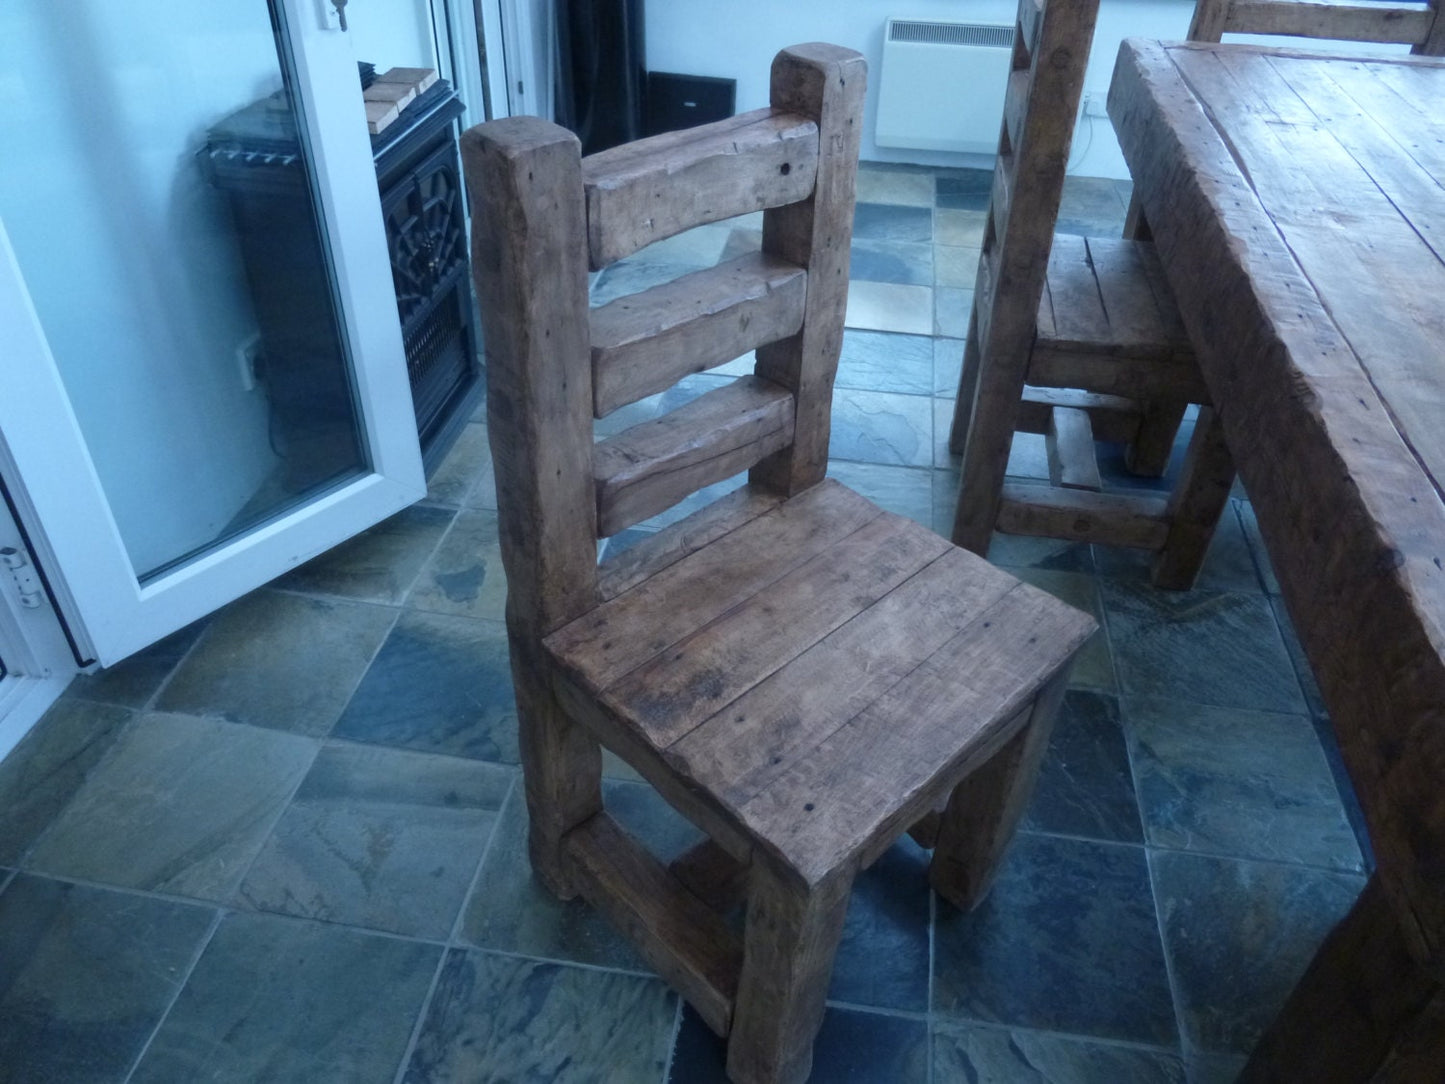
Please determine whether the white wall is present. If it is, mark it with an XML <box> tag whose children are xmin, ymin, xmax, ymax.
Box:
<box><xmin>349</xmin><ymin>0</ymin><xmax>440</xmax><ymax>73</ymax></box>
<box><xmin>647</xmin><ymin>0</ymin><xmax>1200</xmax><ymax>178</ymax></box>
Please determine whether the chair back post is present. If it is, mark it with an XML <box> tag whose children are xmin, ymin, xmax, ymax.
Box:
<box><xmin>460</xmin><ymin>118</ymin><xmax>599</xmax><ymax>642</ymax></box>
<box><xmin>751</xmin><ymin>44</ymin><xmax>866</xmax><ymax>496</ymax></box>
<box><xmin>949</xmin><ymin>0</ymin><xmax>1101</xmax><ymax>553</ymax></box>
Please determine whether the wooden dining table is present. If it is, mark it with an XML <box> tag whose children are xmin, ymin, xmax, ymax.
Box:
<box><xmin>1109</xmin><ymin>38</ymin><xmax>1445</xmax><ymax>1079</ymax></box>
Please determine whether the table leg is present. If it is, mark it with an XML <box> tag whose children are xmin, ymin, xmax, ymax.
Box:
<box><xmin>1242</xmin><ymin>873</ymin><xmax>1443</xmax><ymax>1082</ymax></box>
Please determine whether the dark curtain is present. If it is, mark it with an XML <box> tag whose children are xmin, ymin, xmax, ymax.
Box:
<box><xmin>554</xmin><ymin>0</ymin><xmax>646</xmax><ymax>154</ymax></box>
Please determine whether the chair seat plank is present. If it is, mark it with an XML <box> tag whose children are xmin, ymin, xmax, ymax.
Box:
<box><xmin>547</xmin><ymin>479</ymin><xmax>880</xmax><ymax>690</ymax></box>
<box><xmin>736</xmin><ymin>581</ymin><xmax>1095</xmax><ymax>884</ymax></box>
<box><xmin>565</xmin><ymin>811</ymin><xmax>742</xmax><ymax>1035</ymax></box>
<box><xmin>590</xmin><ymin>253</ymin><xmax>807</xmax><ymax>417</ymax></box>
<box><xmin>1084</xmin><ymin>236</ymin><xmax>1191</xmax><ymax>352</ymax></box>
<box><xmin>599</xmin><ymin>512</ymin><xmax>951</xmax><ymax>747</ymax></box>
<box><xmin>593</xmin><ymin>376</ymin><xmax>797</xmax><ymax>536</ymax></box>
<box><xmin>1038</xmin><ymin>234</ymin><xmax>1112</xmax><ymax>346</ymax></box>
<box><xmin>668</xmin><ymin>545</ymin><xmax>1023</xmax><ymax>808</ymax></box>
<box><xmin>998</xmin><ymin>481</ymin><xmax>1170</xmax><ymax>548</ymax></box>
<box><xmin>582</xmin><ymin>108</ymin><xmax>820</xmax><ymax>268</ymax></box>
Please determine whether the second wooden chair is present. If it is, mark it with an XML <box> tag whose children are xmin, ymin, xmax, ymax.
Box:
<box><xmin>948</xmin><ymin>0</ymin><xmax>1237</xmax><ymax>589</ymax></box>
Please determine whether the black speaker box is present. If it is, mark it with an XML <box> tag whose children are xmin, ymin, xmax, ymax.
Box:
<box><xmin>645</xmin><ymin>71</ymin><xmax>736</xmax><ymax>136</ymax></box>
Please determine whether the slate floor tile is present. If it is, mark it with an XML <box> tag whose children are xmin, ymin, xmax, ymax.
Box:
<box><xmin>1025</xmin><ymin>690</ymin><xmax>1141</xmax><ymax>844</ymax></box>
<box><xmin>933</xmin><ymin>336</ymin><xmax>964</xmax><ymax>396</ymax></box>
<box><xmin>65</xmin><ymin>618</ymin><xmax>208</xmax><ymax>709</ymax></box>
<box><xmin>277</xmin><ymin>503</ymin><xmax>454</xmax><ymax>605</ymax></box>
<box><xmin>1188</xmin><ymin>1051</ymin><xmax>1250</xmax><ymax>1083</ymax></box>
<box><xmin>856</xmin><ymin>164</ymin><xmax>936</xmax><ymax>206</ymax></box>
<box><xmin>25</xmin><ymin>713</ymin><xmax>316</xmax><ymax>900</ymax></box>
<box><xmin>936</xmin><ymin>208</ymin><xmax>987</xmax><ymax>247</ymax></box>
<box><xmin>1094</xmin><ymin>503</ymin><xmax>1263</xmax><ymax>595</ymax></box>
<box><xmin>825</xmin><ymin>461</ymin><xmax>933</xmax><ymax>527</ymax></box>
<box><xmin>934</xmin><ymin>286</ymin><xmax>974</xmax><ymax>338</ymax></box>
<box><xmin>407</xmin><ymin>509</ymin><xmax>508</xmax><ymax>622</ymax></box>
<box><xmin>931</xmin><ymin>1022</ymin><xmax>1185</xmax><ymax>1083</ymax></box>
<box><xmin>1127</xmin><ymin>697</ymin><xmax>1361</xmax><ymax>871</ymax></box>
<box><xmin>850</xmin><ymin>238</ymin><xmax>932</xmax><ymax>286</ymax></box>
<box><xmin>1150</xmin><ymin>850</ymin><xmax>1364</xmax><ymax>1056</ymax></box>
<box><xmin>830</xmin><ymin>388</ymin><xmax>933</xmax><ymax>467</ymax></box>
<box><xmin>935</xmin><ymin>243</ymin><xmax>982</xmax><ymax>288</ymax></box>
<box><xmin>669</xmin><ymin>1004</ymin><xmax>929</xmax><ymax>1084</ymax></box>
<box><xmin>0</xmin><ymin>874</ymin><xmax>214</xmax><ymax>1084</ymax></box>
<box><xmin>934</xmin><ymin>832</ymin><xmax>1175</xmax><ymax>1046</ymax></box>
<box><xmin>829</xmin><ymin>839</ymin><xmax>931</xmax><ymax>1012</ymax></box>
<box><xmin>837</xmin><ymin>329</ymin><xmax>935</xmax><ymax>395</ymax></box>
<box><xmin>1008</xmin><ymin>569</ymin><xmax>1115</xmax><ymax>692</ymax></box>
<box><xmin>853</xmin><ymin>201</ymin><xmax>933</xmax><ymax>242</ymax></box>
<box><xmin>426</xmin><ymin>421</ymin><xmax>493</xmax><ymax>507</ymax></box>
<box><xmin>1099</xmin><ymin>580</ymin><xmax>1306</xmax><ymax>716</ymax></box>
<box><xmin>0</xmin><ymin>698</ymin><xmax>131</xmax><ymax>865</ymax></box>
<box><xmin>459</xmin><ymin>780</ymin><xmax>700</xmax><ymax>970</ymax></box>
<box><xmin>937</xmin><ymin>170</ymin><xmax>994</xmax><ymax>210</ymax></box>
<box><xmin>405</xmin><ymin>949</ymin><xmax>676</xmax><ymax>1083</ymax></box>
<box><xmin>986</xmin><ymin>531</ymin><xmax>1096</xmax><ymax>574</ymax></box>
<box><xmin>156</xmin><ymin>589</ymin><xmax>396</xmax><ymax>736</ymax></box>
<box><xmin>845</xmin><ymin>281</ymin><xmax>934</xmax><ymax>335</ymax></box>
<box><xmin>334</xmin><ymin>610</ymin><xmax>517</xmax><ymax>762</ymax></box>
<box><xmin>238</xmin><ymin>744</ymin><xmax>511</xmax><ymax>938</ymax></box>
<box><xmin>132</xmin><ymin>911</ymin><xmax>440</xmax><ymax>1084</ymax></box>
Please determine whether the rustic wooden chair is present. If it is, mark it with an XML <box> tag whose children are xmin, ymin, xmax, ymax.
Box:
<box><xmin>462</xmin><ymin>43</ymin><xmax>1095</xmax><ymax>1084</ymax></box>
<box><xmin>1189</xmin><ymin>0</ymin><xmax>1445</xmax><ymax>51</ymax></box>
<box><xmin>948</xmin><ymin>0</ymin><xmax>1237</xmax><ymax>590</ymax></box>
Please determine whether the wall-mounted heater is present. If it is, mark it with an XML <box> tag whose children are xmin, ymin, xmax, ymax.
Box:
<box><xmin>875</xmin><ymin>18</ymin><xmax>1014</xmax><ymax>154</ymax></box>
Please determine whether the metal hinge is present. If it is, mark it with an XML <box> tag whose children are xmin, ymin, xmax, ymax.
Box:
<box><xmin>0</xmin><ymin>547</ymin><xmax>44</xmax><ymax>609</ymax></box>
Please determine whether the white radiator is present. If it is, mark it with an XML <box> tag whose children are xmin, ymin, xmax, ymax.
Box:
<box><xmin>875</xmin><ymin>18</ymin><xmax>1014</xmax><ymax>154</ymax></box>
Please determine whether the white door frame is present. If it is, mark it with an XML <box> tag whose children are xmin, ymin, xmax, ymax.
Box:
<box><xmin>0</xmin><ymin>0</ymin><xmax>425</xmax><ymax>668</ymax></box>
<box><xmin>0</xmin><ymin>478</ymin><xmax>74</xmax><ymax>761</ymax></box>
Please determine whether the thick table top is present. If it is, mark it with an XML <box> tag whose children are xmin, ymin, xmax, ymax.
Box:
<box><xmin>1110</xmin><ymin>40</ymin><xmax>1445</xmax><ymax>971</ymax></box>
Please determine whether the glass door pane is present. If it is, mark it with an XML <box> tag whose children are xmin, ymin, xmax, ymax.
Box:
<box><xmin>0</xmin><ymin>2</ymin><xmax>369</xmax><ymax>580</ymax></box>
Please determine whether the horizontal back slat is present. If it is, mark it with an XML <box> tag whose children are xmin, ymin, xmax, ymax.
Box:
<box><xmin>593</xmin><ymin>376</ymin><xmax>796</xmax><ymax>535</ymax></box>
<box><xmin>1223</xmin><ymin>0</ymin><xmax>1434</xmax><ymax>43</ymax></box>
<box><xmin>582</xmin><ymin>108</ymin><xmax>820</xmax><ymax>269</ymax></box>
<box><xmin>590</xmin><ymin>253</ymin><xmax>807</xmax><ymax>417</ymax></box>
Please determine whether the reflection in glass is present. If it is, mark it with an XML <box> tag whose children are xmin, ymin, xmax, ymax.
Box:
<box><xmin>0</xmin><ymin>3</ymin><xmax>365</xmax><ymax>580</ymax></box>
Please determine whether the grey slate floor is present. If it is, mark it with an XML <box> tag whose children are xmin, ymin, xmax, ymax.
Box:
<box><xmin>0</xmin><ymin>163</ymin><xmax>1370</xmax><ymax>1083</ymax></box>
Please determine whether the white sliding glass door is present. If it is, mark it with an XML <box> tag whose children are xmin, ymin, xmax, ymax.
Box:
<box><xmin>0</xmin><ymin>0</ymin><xmax>425</xmax><ymax>665</ymax></box>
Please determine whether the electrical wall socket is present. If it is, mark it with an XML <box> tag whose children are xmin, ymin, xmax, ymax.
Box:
<box><xmin>1081</xmin><ymin>91</ymin><xmax>1109</xmax><ymax>119</ymax></box>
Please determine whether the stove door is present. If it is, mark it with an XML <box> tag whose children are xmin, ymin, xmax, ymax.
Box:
<box><xmin>0</xmin><ymin>0</ymin><xmax>425</xmax><ymax>666</ymax></box>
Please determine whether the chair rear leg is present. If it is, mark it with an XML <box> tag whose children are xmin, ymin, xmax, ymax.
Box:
<box><xmin>1126</xmin><ymin>398</ymin><xmax>1188</xmax><ymax>477</ymax></box>
<box><xmin>930</xmin><ymin>668</ymin><xmax>1069</xmax><ymax>912</ymax></box>
<box><xmin>726</xmin><ymin>860</ymin><xmax>854</xmax><ymax>1084</ymax></box>
<box><xmin>950</xmin><ymin>327</ymin><xmax>1028</xmax><ymax>556</ymax></box>
<box><xmin>509</xmin><ymin>640</ymin><xmax>603</xmax><ymax>900</ymax></box>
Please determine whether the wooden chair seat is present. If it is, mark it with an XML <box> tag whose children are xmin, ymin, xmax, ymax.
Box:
<box><xmin>547</xmin><ymin>480</ymin><xmax>1090</xmax><ymax>880</ymax></box>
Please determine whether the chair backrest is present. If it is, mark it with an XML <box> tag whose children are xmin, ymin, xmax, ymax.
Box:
<box><xmin>951</xmin><ymin>0</ymin><xmax>1100</xmax><ymax>460</ymax></box>
<box><xmin>1189</xmin><ymin>0</ymin><xmax>1445</xmax><ymax>54</ymax></box>
<box><xmin>461</xmin><ymin>44</ymin><xmax>865</xmax><ymax>640</ymax></box>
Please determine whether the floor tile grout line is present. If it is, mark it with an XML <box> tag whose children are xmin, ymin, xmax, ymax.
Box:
<box><xmin>1143</xmin><ymin>845</ymin><xmax>1197</xmax><ymax>1070</ymax></box>
<box><xmin>120</xmin><ymin>906</ymin><xmax>225</xmax><ymax>1084</ymax></box>
<box><xmin>928</xmin><ymin>1012</ymin><xmax>1187</xmax><ymax>1058</ymax></box>
<box><xmin>659</xmin><ymin>996</ymin><xmax>684</xmax><ymax>1084</ymax></box>
<box><xmin>9</xmin><ymin>702</ymin><xmax>150</xmax><ymax>873</ymax></box>
<box><xmin>445</xmin><ymin>771</ymin><xmax>518</xmax><ymax>952</ymax></box>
